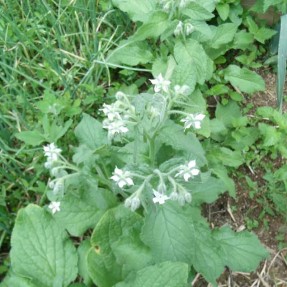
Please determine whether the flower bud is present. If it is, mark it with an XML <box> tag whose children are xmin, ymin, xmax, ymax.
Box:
<box><xmin>170</xmin><ymin>191</ymin><xmax>179</xmax><ymax>201</ymax></box>
<box><xmin>48</xmin><ymin>180</ymin><xmax>55</xmax><ymax>189</ymax></box>
<box><xmin>184</xmin><ymin>192</ymin><xmax>192</xmax><ymax>203</ymax></box>
<box><xmin>115</xmin><ymin>91</ymin><xmax>125</xmax><ymax>101</ymax></box>
<box><xmin>130</xmin><ymin>197</ymin><xmax>141</xmax><ymax>211</ymax></box>
<box><xmin>124</xmin><ymin>197</ymin><xmax>132</xmax><ymax>208</ymax></box>
<box><xmin>177</xmin><ymin>194</ymin><xmax>185</xmax><ymax>206</ymax></box>
<box><xmin>185</xmin><ymin>23</ymin><xmax>195</xmax><ymax>35</ymax></box>
<box><xmin>53</xmin><ymin>179</ymin><xmax>64</xmax><ymax>194</ymax></box>
<box><xmin>174</xmin><ymin>21</ymin><xmax>183</xmax><ymax>37</ymax></box>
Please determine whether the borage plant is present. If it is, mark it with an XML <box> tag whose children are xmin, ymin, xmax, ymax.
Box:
<box><xmin>3</xmin><ymin>75</ymin><xmax>268</xmax><ymax>287</ymax></box>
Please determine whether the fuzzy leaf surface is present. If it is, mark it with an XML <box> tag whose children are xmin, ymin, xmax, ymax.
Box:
<box><xmin>108</xmin><ymin>41</ymin><xmax>153</xmax><ymax>66</ymax></box>
<box><xmin>141</xmin><ymin>203</ymin><xmax>223</xmax><ymax>285</ymax></box>
<box><xmin>213</xmin><ymin>227</ymin><xmax>269</xmax><ymax>271</ymax></box>
<box><xmin>74</xmin><ymin>113</ymin><xmax>107</xmax><ymax>150</ymax></box>
<box><xmin>87</xmin><ymin>206</ymin><xmax>145</xmax><ymax>287</ymax></box>
<box><xmin>55</xmin><ymin>186</ymin><xmax>117</xmax><ymax>236</ymax></box>
<box><xmin>132</xmin><ymin>12</ymin><xmax>169</xmax><ymax>41</ymax></box>
<box><xmin>114</xmin><ymin>261</ymin><xmax>189</xmax><ymax>287</ymax></box>
<box><xmin>112</xmin><ymin>0</ymin><xmax>155</xmax><ymax>23</ymax></box>
<box><xmin>10</xmin><ymin>205</ymin><xmax>78</xmax><ymax>287</ymax></box>
<box><xmin>223</xmin><ymin>65</ymin><xmax>265</xmax><ymax>94</ymax></box>
<box><xmin>174</xmin><ymin>39</ymin><xmax>212</xmax><ymax>85</ymax></box>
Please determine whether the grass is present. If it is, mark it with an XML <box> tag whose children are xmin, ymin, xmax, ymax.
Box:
<box><xmin>0</xmin><ymin>0</ymin><xmax>130</xmax><ymax>266</ymax></box>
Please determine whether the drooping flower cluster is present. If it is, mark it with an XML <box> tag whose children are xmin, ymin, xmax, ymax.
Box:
<box><xmin>101</xmin><ymin>91</ymin><xmax>135</xmax><ymax>139</ymax></box>
<box><xmin>174</xmin><ymin>21</ymin><xmax>195</xmax><ymax>37</ymax></box>
<box><xmin>111</xmin><ymin>159</ymin><xmax>200</xmax><ymax>211</ymax></box>
<box><xmin>43</xmin><ymin>143</ymin><xmax>62</xmax><ymax>169</ymax></box>
<box><xmin>43</xmin><ymin>143</ymin><xmax>66</xmax><ymax>214</ymax></box>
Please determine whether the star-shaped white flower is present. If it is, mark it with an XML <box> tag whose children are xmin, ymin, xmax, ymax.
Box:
<box><xmin>100</xmin><ymin>103</ymin><xmax>121</xmax><ymax>121</ymax></box>
<box><xmin>181</xmin><ymin>113</ymin><xmax>205</xmax><ymax>130</ymax></box>
<box><xmin>111</xmin><ymin>167</ymin><xmax>134</xmax><ymax>188</ymax></box>
<box><xmin>175</xmin><ymin>160</ymin><xmax>200</xmax><ymax>182</ymax></box>
<box><xmin>43</xmin><ymin>143</ymin><xmax>62</xmax><ymax>162</ymax></box>
<box><xmin>150</xmin><ymin>74</ymin><xmax>171</xmax><ymax>93</ymax></box>
<box><xmin>152</xmin><ymin>190</ymin><xmax>170</xmax><ymax>205</ymax></box>
<box><xmin>48</xmin><ymin>201</ymin><xmax>61</xmax><ymax>214</ymax></box>
<box><xmin>103</xmin><ymin>118</ymin><xmax>129</xmax><ymax>138</ymax></box>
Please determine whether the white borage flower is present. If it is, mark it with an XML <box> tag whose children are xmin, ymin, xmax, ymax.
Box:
<box><xmin>175</xmin><ymin>160</ymin><xmax>200</xmax><ymax>182</ymax></box>
<box><xmin>111</xmin><ymin>167</ymin><xmax>134</xmax><ymax>188</ymax></box>
<box><xmin>48</xmin><ymin>201</ymin><xmax>61</xmax><ymax>214</ymax></box>
<box><xmin>100</xmin><ymin>103</ymin><xmax>121</xmax><ymax>121</ymax></box>
<box><xmin>174</xmin><ymin>21</ymin><xmax>183</xmax><ymax>36</ymax></box>
<box><xmin>185</xmin><ymin>23</ymin><xmax>195</xmax><ymax>35</ymax></box>
<box><xmin>43</xmin><ymin>143</ymin><xmax>62</xmax><ymax>162</ymax></box>
<box><xmin>103</xmin><ymin>118</ymin><xmax>129</xmax><ymax>138</ymax></box>
<box><xmin>181</xmin><ymin>113</ymin><xmax>205</xmax><ymax>130</ymax></box>
<box><xmin>152</xmin><ymin>190</ymin><xmax>170</xmax><ymax>205</ymax></box>
<box><xmin>150</xmin><ymin>73</ymin><xmax>171</xmax><ymax>93</ymax></box>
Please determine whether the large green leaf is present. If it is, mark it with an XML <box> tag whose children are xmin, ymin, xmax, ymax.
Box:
<box><xmin>10</xmin><ymin>205</ymin><xmax>78</xmax><ymax>287</ymax></box>
<box><xmin>115</xmin><ymin>261</ymin><xmax>189</xmax><ymax>287</ymax></box>
<box><xmin>182</xmin><ymin>2</ymin><xmax>214</xmax><ymax>20</ymax></box>
<box><xmin>141</xmin><ymin>203</ymin><xmax>224</xmax><ymax>285</ymax></box>
<box><xmin>87</xmin><ymin>206</ymin><xmax>145</xmax><ymax>287</ymax></box>
<box><xmin>74</xmin><ymin>113</ymin><xmax>107</xmax><ymax>150</ymax></box>
<box><xmin>223</xmin><ymin>65</ymin><xmax>265</xmax><ymax>94</ymax></box>
<box><xmin>174</xmin><ymin>39</ymin><xmax>212</xmax><ymax>85</ymax></box>
<box><xmin>112</xmin><ymin>0</ymin><xmax>155</xmax><ymax>23</ymax></box>
<box><xmin>213</xmin><ymin>227</ymin><xmax>269</xmax><ymax>271</ymax></box>
<box><xmin>157</xmin><ymin>120</ymin><xmax>207</xmax><ymax>166</ymax></box>
<box><xmin>191</xmin><ymin>176</ymin><xmax>227</xmax><ymax>205</ymax></box>
<box><xmin>77</xmin><ymin>240</ymin><xmax>93</xmax><ymax>286</ymax></box>
<box><xmin>108</xmin><ymin>41</ymin><xmax>153</xmax><ymax>66</ymax></box>
<box><xmin>132</xmin><ymin>12</ymin><xmax>169</xmax><ymax>41</ymax></box>
<box><xmin>246</xmin><ymin>17</ymin><xmax>277</xmax><ymax>44</ymax></box>
<box><xmin>0</xmin><ymin>275</ymin><xmax>37</xmax><ymax>287</ymax></box>
<box><xmin>15</xmin><ymin>130</ymin><xmax>45</xmax><ymax>146</ymax></box>
<box><xmin>54</xmin><ymin>186</ymin><xmax>117</xmax><ymax>236</ymax></box>
<box><xmin>209</xmin><ymin>23</ymin><xmax>238</xmax><ymax>49</ymax></box>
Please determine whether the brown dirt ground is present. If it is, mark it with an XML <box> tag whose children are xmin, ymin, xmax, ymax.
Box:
<box><xmin>194</xmin><ymin>69</ymin><xmax>287</xmax><ymax>287</ymax></box>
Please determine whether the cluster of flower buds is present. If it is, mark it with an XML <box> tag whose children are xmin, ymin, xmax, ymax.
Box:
<box><xmin>174</xmin><ymin>21</ymin><xmax>195</xmax><ymax>37</ymax></box>
<box><xmin>43</xmin><ymin>143</ymin><xmax>66</xmax><ymax>214</ymax></box>
<box><xmin>111</xmin><ymin>159</ymin><xmax>201</xmax><ymax>211</ymax></box>
<box><xmin>101</xmin><ymin>91</ymin><xmax>135</xmax><ymax>139</ymax></box>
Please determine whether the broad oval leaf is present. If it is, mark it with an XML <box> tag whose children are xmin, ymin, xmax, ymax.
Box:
<box><xmin>10</xmin><ymin>204</ymin><xmax>78</xmax><ymax>287</ymax></box>
<box><xmin>223</xmin><ymin>65</ymin><xmax>265</xmax><ymax>94</ymax></box>
<box><xmin>114</xmin><ymin>261</ymin><xmax>189</xmax><ymax>287</ymax></box>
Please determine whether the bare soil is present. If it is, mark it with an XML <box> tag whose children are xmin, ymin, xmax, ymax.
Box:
<box><xmin>194</xmin><ymin>69</ymin><xmax>287</xmax><ymax>287</ymax></box>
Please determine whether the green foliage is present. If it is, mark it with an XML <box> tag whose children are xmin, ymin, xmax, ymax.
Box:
<box><xmin>1</xmin><ymin>0</ymin><xmax>280</xmax><ymax>286</ymax></box>
<box><xmin>10</xmin><ymin>205</ymin><xmax>78</xmax><ymax>287</ymax></box>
